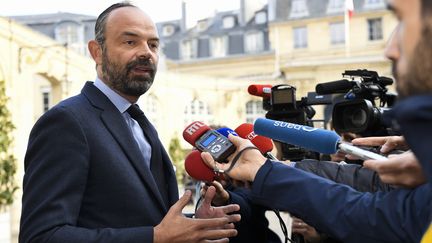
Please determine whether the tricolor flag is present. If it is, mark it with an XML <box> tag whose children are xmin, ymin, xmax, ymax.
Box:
<box><xmin>344</xmin><ymin>0</ymin><xmax>354</xmax><ymax>56</ymax></box>
<box><xmin>346</xmin><ymin>0</ymin><xmax>354</xmax><ymax>18</ymax></box>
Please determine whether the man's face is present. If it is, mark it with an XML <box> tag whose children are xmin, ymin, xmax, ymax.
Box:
<box><xmin>100</xmin><ymin>7</ymin><xmax>159</xmax><ymax>97</ymax></box>
<box><xmin>386</xmin><ymin>0</ymin><xmax>432</xmax><ymax>98</ymax></box>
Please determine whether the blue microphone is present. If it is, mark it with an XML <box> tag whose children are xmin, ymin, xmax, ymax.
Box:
<box><xmin>254</xmin><ymin>118</ymin><xmax>387</xmax><ymax>160</ymax></box>
<box><xmin>216</xmin><ymin>127</ymin><xmax>238</xmax><ymax>138</ymax></box>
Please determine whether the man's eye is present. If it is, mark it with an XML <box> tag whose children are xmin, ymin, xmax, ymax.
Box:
<box><xmin>150</xmin><ymin>43</ymin><xmax>159</xmax><ymax>49</ymax></box>
<box><xmin>125</xmin><ymin>40</ymin><xmax>135</xmax><ymax>45</ymax></box>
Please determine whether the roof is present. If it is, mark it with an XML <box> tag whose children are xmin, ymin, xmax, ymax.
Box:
<box><xmin>9</xmin><ymin>12</ymin><xmax>96</xmax><ymax>25</ymax></box>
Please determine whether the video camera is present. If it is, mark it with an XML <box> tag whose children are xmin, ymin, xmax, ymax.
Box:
<box><xmin>250</xmin><ymin>84</ymin><xmax>332</xmax><ymax>161</ymax></box>
<box><xmin>316</xmin><ymin>69</ymin><xmax>396</xmax><ymax>135</ymax></box>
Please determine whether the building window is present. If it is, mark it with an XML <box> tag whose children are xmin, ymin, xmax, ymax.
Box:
<box><xmin>197</xmin><ymin>20</ymin><xmax>209</xmax><ymax>32</ymax></box>
<box><xmin>367</xmin><ymin>18</ymin><xmax>383</xmax><ymax>41</ymax></box>
<box><xmin>181</xmin><ymin>39</ymin><xmax>197</xmax><ymax>60</ymax></box>
<box><xmin>245</xmin><ymin>31</ymin><xmax>264</xmax><ymax>53</ymax></box>
<box><xmin>210</xmin><ymin>36</ymin><xmax>227</xmax><ymax>57</ymax></box>
<box><xmin>41</xmin><ymin>88</ymin><xmax>51</xmax><ymax>113</ymax></box>
<box><xmin>184</xmin><ymin>99</ymin><xmax>213</xmax><ymax>126</ymax></box>
<box><xmin>327</xmin><ymin>0</ymin><xmax>345</xmax><ymax>13</ymax></box>
<box><xmin>55</xmin><ymin>21</ymin><xmax>84</xmax><ymax>54</ymax></box>
<box><xmin>162</xmin><ymin>25</ymin><xmax>175</xmax><ymax>37</ymax></box>
<box><xmin>255</xmin><ymin>11</ymin><xmax>267</xmax><ymax>24</ymax></box>
<box><xmin>140</xmin><ymin>94</ymin><xmax>159</xmax><ymax>128</ymax></box>
<box><xmin>245</xmin><ymin>100</ymin><xmax>266</xmax><ymax>124</ymax></box>
<box><xmin>293</xmin><ymin>26</ymin><xmax>308</xmax><ymax>49</ymax></box>
<box><xmin>223</xmin><ymin>16</ymin><xmax>236</xmax><ymax>29</ymax></box>
<box><xmin>364</xmin><ymin>0</ymin><xmax>385</xmax><ymax>9</ymax></box>
<box><xmin>329</xmin><ymin>22</ymin><xmax>345</xmax><ymax>45</ymax></box>
<box><xmin>290</xmin><ymin>0</ymin><xmax>309</xmax><ymax>18</ymax></box>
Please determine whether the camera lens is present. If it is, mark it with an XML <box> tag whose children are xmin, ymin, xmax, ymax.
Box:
<box><xmin>349</xmin><ymin>108</ymin><xmax>367</xmax><ymax>128</ymax></box>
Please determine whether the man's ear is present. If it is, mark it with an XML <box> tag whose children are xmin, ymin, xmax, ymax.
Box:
<box><xmin>88</xmin><ymin>40</ymin><xmax>103</xmax><ymax>65</ymax></box>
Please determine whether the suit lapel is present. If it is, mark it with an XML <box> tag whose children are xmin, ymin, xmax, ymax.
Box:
<box><xmin>82</xmin><ymin>82</ymin><xmax>168</xmax><ymax>212</ymax></box>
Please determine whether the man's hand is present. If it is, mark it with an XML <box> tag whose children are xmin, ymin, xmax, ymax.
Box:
<box><xmin>201</xmin><ymin>135</ymin><xmax>267</xmax><ymax>182</ymax></box>
<box><xmin>196</xmin><ymin>185</ymin><xmax>239</xmax><ymax>220</ymax></box>
<box><xmin>351</xmin><ymin>136</ymin><xmax>408</xmax><ymax>154</ymax></box>
<box><xmin>200</xmin><ymin>182</ymin><xmax>230</xmax><ymax>207</ymax></box>
<box><xmin>154</xmin><ymin>190</ymin><xmax>239</xmax><ymax>243</ymax></box>
<box><xmin>363</xmin><ymin>151</ymin><xmax>426</xmax><ymax>188</ymax></box>
<box><xmin>291</xmin><ymin>217</ymin><xmax>322</xmax><ymax>243</ymax></box>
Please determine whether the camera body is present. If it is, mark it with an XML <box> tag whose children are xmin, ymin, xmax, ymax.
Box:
<box><xmin>264</xmin><ymin>85</ymin><xmax>331</xmax><ymax>161</ymax></box>
<box><xmin>316</xmin><ymin>69</ymin><xmax>396</xmax><ymax>135</ymax></box>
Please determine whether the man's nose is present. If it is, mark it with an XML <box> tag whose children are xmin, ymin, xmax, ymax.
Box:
<box><xmin>137</xmin><ymin>43</ymin><xmax>152</xmax><ymax>59</ymax></box>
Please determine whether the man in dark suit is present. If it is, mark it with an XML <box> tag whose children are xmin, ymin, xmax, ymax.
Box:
<box><xmin>19</xmin><ymin>2</ymin><xmax>240</xmax><ymax>243</ymax></box>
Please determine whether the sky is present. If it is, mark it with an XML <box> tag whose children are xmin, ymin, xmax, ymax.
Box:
<box><xmin>1</xmin><ymin>0</ymin><xmax>241</xmax><ymax>26</ymax></box>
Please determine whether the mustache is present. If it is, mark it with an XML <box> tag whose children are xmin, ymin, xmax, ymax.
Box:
<box><xmin>126</xmin><ymin>58</ymin><xmax>156</xmax><ymax>72</ymax></box>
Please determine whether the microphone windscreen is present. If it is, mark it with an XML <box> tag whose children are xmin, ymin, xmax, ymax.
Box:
<box><xmin>235</xmin><ymin>123</ymin><xmax>273</xmax><ymax>154</ymax></box>
<box><xmin>248</xmin><ymin>84</ymin><xmax>272</xmax><ymax>98</ymax></box>
<box><xmin>184</xmin><ymin>150</ymin><xmax>215</xmax><ymax>182</ymax></box>
<box><xmin>216</xmin><ymin>127</ymin><xmax>238</xmax><ymax>138</ymax></box>
<box><xmin>254</xmin><ymin>118</ymin><xmax>340</xmax><ymax>154</ymax></box>
<box><xmin>183</xmin><ymin>121</ymin><xmax>211</xmax><ymax>146</ymax></box>
<box><xmin>315</xmin><ymin>79</ymin><xmax>353</xmax><ymax>94</ymax></box>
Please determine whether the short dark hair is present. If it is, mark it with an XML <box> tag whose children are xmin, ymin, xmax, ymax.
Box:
<box><xmin>422</xmin><ymin>0</ymin><xmax>432</xmax><ymax>18</ymax></box>
<box><xmin>94</xmin><ymin>2</ymin><xmax>137</xmax><ymax>50</ymax></box>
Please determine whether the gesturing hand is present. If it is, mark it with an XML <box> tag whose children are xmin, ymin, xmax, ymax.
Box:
<box><xmin>154</xmin><ymin>190</ymin><xmax>239</xmax><ymax>243</ymax></box>
<box><xmin>200</xmin><ymin>182</ymin><xmax>230</xmax><ymax>207</ymax></box>
<box><xmin>196</xmin><ymin>186</ymin><xmax>240</xmax><ymax>220</ymax></box>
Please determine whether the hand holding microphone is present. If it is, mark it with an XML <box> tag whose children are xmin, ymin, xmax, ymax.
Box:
<box><xmin>253</xmin><ymin>118</ymin><xmax>388</xmax><ymax>161</ymax></box>
<box><xmin>201</xmin><ymin>135</ymin><xmax>267</xmax><ymax>182</ymax></box>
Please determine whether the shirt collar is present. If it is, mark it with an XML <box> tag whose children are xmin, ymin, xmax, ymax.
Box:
<box><xmin>93</xmin><ymin>77</ymin><xmax>132</xmax><ymax>113</ymax></box>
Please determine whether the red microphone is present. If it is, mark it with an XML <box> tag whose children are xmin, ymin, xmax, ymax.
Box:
<box><xmin>235</xmin><ymin>123</ymin><xmax>277</xmax><ymax>160</ymax></box>
<box><xmin>183</xmin><ymin>121</ymin><xmax>235</xmax><ymax>162</ymax></box>
<box><xmin>184</xmin><ymin>150</ymin><xmax>223</xmax><ymax>182</ymax></box>
<box><xmin>248</xmin><ymin>84</ymin><xmax>272</xmax><ymax>98</ymax></box>
<box><xmin>182</xmin><ymin>121</ymin><xmax>211</xmax><ymax>146</ymax></box>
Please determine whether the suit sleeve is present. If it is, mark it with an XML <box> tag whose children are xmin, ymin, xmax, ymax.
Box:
<box><xmin>251</xmin><ymin>160</ymin><xmax>432</xmax><ymax>243</ymax></box>
<box><xmin>20</xmin><ymin>106</ymin><xmax>153</xmax><ymax>243</ymax></box>
<box><xmin>294</xmin><ymin>159</ymin><xmax>394</xmax><ymax>192</ymax></box>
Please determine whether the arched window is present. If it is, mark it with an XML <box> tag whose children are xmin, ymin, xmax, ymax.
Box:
<box><xmin>55</xmin><ymin>21</ymin><xmax>85</xmax><ymax>54</ymax></box>
<box><xmin>245</xmin><ymin>100</ymin><xmax>266</xmax><ymax>124</ymax></box>
<box><xmin>140</xmin><ymin>94</ymin><xmax>159</xmax><ymax>128</ymax></box>
<box><xmin>184</xmin><ymin>99</ymin><xmax>213</xmax><ymax>126</ymax></box>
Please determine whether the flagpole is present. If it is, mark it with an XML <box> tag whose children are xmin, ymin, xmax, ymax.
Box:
<box><xmin>344</xmin><ymin>2</ymin><xmax>351</xmax><ymax>57</ymax></box>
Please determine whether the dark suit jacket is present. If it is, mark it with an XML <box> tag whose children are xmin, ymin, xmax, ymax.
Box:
<box><xmin>251</xmin><ymin>160</ymin><xmax>432</xmax><ymax>243</ymax></box>
<box><xmin>20</xmin><ymin>82</ymin><xmax>178</xmax><ymax>242</ymax></box>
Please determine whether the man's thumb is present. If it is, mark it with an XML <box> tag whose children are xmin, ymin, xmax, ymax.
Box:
<box><xmin>170</xmin><ymin>190</ymin><xmax>192</xmax><ymax>214</ymax></box>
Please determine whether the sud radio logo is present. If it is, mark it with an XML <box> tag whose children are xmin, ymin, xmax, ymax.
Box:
<box><xmin>272</xmin><ymin>121</ymin><xmax>318</xmax><ymax>132</ymax></box>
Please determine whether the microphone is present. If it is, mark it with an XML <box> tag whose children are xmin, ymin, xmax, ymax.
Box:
<box><xmin>234</xmin><ymin>123</ymin><xmax>277</xmax><ymax>160</ymax></box>
<box><xmin>184</xmin><ymin>150</ymin><xmax>223</xmax><ymax>182</ymax></box>
<box><xmin>254</xmin><ymin>118</ymin><xmax>388</xmax><ymax>160</ymax></box>
<box><xmin>216</xmin><ymin>127</ymin><xmax>238</xmax><ymax>138</ymax></box>
<box><xmin>183</xmin><ymin>121</ymin><xmax>235</xmax><ymax>162</ymax></box>
<box><xmin>315</xmin><ymin>79</ymin><xmax>354</xmax><ymax>95</ymax></box>
<box><xmin>248</xmin><ymin>84</ymin><xmax>272</xmax><ymax>98</ymax></box>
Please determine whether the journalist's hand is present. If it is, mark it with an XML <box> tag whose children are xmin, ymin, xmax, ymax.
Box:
<box><xmin>153</xmin><ymin>190</ymin><xmax>238</xmax><ymax>243</ymax></box>
<box><xmin>352</xmin><ymin>136</ymin><xmax>408</xmax><ymax>153</ymax></box>
<box><xmin>291</xmin><ymin>217</ymin><xmax>322</xmax><ymax>243</ymax></box>
<box><xmin>201</xmin><ymin>135</ymin><xmax>267</xmax><ymax>182</ymax></box>
<box><xmin>363</xmin><ymin>151</ymin><xmax>426</xmax><ymax>188</ymax></box>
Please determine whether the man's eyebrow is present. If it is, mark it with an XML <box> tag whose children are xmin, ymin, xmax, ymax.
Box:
<box><xmin>121</xmin><ymin>32</ymin><xmax>160</xmax><ymax>42</ymax></box>
<box><xmin>121</xmin><ymin>31</ymin><xmax>140</xmax><ymax>37</ymax></box>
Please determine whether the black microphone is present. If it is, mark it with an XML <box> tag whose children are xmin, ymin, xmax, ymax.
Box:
<box><xmin>315</xmin><ymin>79</ymin><xmax>354</xmax><ymax>94</ymax></box>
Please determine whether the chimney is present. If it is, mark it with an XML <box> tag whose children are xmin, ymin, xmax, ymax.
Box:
<box><xmin>181</xmin><ymin>0</ymin><xmax>187</xmax><ymax>32</ymax></box>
